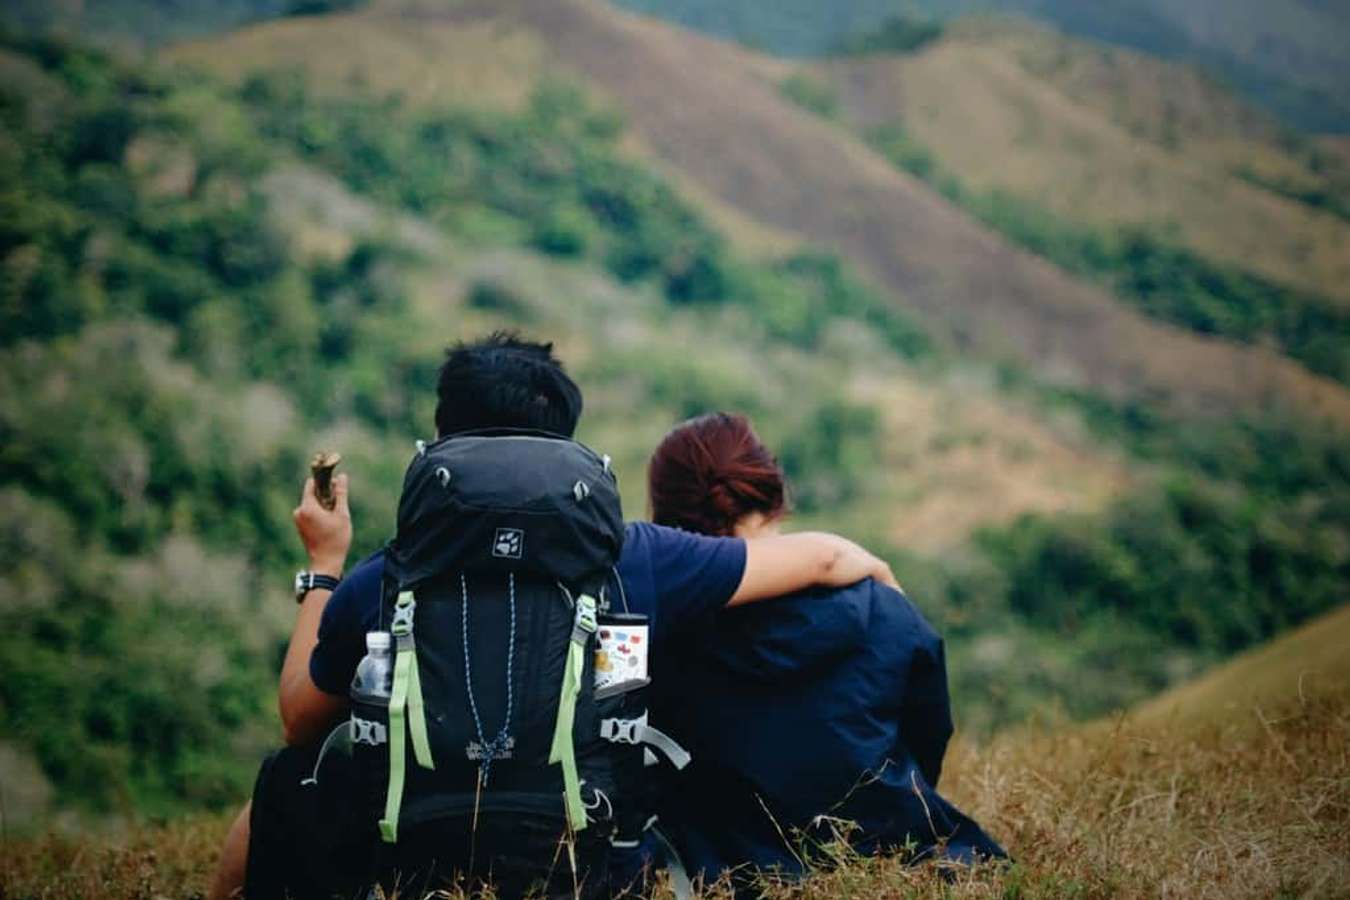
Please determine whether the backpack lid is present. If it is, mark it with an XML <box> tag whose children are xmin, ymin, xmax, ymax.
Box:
<box><xmin>387</xmin><ymin>430</ymin><xmax>624</xmax><ymax>587</ymax></box>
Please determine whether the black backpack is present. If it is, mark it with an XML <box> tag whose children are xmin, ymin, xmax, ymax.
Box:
<box><xmin>349</xmin><ymin>430</ymin><xmax>661</xmax><ymax>896</ymax></box>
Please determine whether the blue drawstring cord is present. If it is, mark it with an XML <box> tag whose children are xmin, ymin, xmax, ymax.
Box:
<box><xmin>460</xmin><ymin>572</ymin><xmax>516</xmax><ymax>784</ymax></box>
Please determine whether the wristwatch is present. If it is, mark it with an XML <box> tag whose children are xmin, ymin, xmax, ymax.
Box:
<box><xmin>294</xmin><ymin>570</ymin><xmax>341</xmax><ymax>603</ymax></box>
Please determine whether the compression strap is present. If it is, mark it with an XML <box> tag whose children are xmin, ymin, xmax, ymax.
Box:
<box><xmin>378</xmin><ymin>638</ymin><xmax>410</xmax><ymax>843</ymax></box>
<box><xmin>406</xmin><ymin>649</ymin><xmax>433</xmax><ymax>770</ymax></box>
<box><xmin>548</xmin><ymin>592</ymin><xmax>597</xmax><ymax>832</ymax></box>
<box><xmin>378</xmin><ymin>590</ymin><xmax>433</xmax><ymax>843</ymax></box>
<box><xmin>599</xmin><ymin>715</ymin><xmax>692</xmax><ymax>770</ymax></box>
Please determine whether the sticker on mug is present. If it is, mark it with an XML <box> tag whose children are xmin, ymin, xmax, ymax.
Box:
<box><xmin>595</xmin><ymin>624</ymin><xmax>648</xmax><ymax>691</ymax></box>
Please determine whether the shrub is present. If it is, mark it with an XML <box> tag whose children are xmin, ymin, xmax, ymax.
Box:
<box><xmin>831</xmin><ymin>15</ymin><xmax>943</xmax><ymax>56</ymax></box>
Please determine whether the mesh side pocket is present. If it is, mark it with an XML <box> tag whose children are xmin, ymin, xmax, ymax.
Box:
<box><xmin>595</xmin><ymin>611</ymin><xmax>651</xmax><ymax>844</ymax></box>
<box><xmin>349</xmin><ymin>693</ymin><xmax>391</xmax><ymax>824</ymax></box>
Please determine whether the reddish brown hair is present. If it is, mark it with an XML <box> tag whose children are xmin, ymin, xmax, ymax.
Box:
<box><xmin>648</xmin><ymin>413</ymin><xmax>788</xmax><ymax>536</ymax></box>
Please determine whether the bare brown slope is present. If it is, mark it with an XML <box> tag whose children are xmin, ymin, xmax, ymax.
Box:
<box><xmin>494</xmin><ymin>0</ymin><xmax>1350</xmax><ymax>426</ymax></box>
<box><xmin>818</xmin><ymin>21</ymin><xmax>1350</xmax><ymax>305</ymax></box>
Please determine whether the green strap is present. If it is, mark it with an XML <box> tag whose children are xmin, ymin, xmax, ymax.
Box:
<box><xmin>378</xmin><ymin>590</ymin><xmax>434</xmax><ymax>843</ymax></box>
<box><xmin>378</xmin><ymin>645</ymin><xmax>411</xmax><ymax>843</ymax></box>
<box><xmin>548</xmin><ymin>593</ymin><xmax>596</xmax><ymax>832</ymax></box>
<box><xmin>550</xmin><ymin>635</ymin><xmax>586</xmax><ymax>830</ymax></box>
<box><xmin>406</xmin><ymin>651</ymin><xmax>434</xmax><ymax>770</ymax></box>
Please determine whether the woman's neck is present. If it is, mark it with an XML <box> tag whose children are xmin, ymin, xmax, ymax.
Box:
<box><xmin>733</xmin><ymin>512</ymin><xmax>782</xmax><ymax>540</ymax></box>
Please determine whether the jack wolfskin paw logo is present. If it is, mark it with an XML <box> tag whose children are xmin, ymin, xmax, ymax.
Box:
<box><xmin>492</xmin><ymin>527</ymin><xmax>524</xmax><ymax>559</ymax></box>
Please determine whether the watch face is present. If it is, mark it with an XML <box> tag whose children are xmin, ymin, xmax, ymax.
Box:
<box><xmin>294</xmin><ymin>571</ymin><xmax>307</xmax><ymax>597</ymax></box>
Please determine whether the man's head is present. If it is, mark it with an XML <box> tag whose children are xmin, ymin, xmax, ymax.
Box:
<box><xmin>435</xmin><ymin>331</ymin><xmax>583</xmax><ymax>438</ymax></box>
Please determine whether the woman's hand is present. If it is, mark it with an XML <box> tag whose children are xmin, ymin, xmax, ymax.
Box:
<box><xmin>292</xmin><ymin>473</ymin><xmax>351</xmax><ymax>577</ymax></box>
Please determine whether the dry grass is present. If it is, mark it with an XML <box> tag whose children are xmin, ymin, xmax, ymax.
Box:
<box><xmin>853</xmin><ymin>370</ymin><xmax>1129</xmax><ymax>555</ymax></box>
<box><xmin>5</xmin><ymin>606</ymin><xmax>1346</xmax><ymax>899</ymax></box>
<box><xmin>0</xmin><ymin>815</ymin><xmax>226</xmax><ymax>898</ymax></box>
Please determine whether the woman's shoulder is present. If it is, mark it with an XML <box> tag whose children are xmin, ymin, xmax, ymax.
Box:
<box><xmin>861</xmin><ymin>578</ymin><xmax>943</xmax><ymax>647</ymax></box>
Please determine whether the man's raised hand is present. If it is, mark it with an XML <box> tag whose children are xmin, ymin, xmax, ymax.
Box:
<box><xmin>292</xmin><ymin>473</ymin><xmax>352</xmax><ymax>577</ymax></box>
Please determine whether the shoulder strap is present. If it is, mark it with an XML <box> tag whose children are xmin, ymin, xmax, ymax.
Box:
<box><xmin>548</xmin><ymin>592</ymin><xmax>598</xmax><ymax>832</ymax></box>
<box><xmin>378</xmin><ymin>589</ymin><xmax>435</xmax><ymax>843</ymax></box>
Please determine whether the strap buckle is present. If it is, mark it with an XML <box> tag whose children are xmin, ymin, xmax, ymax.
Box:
<box><xmin>573</xmin><ymin>593</ymin><xmax>598</xmax><ymax>640</ymax></box>
<box><xmin>391</xmin><ymin>590</ymin><xmax>415</xmax><ymax>636</ymax></box>
<box><xmin>351</xmin><ymin>716</ymin><xmax>388</xmax><ymax>746</ymax></box>
<box><xmin>600</xmin><ymin>716</ymin><xmax>643</xmax><ymax>745</ymax></box>
<box><xmin>600</xmin><ymin>714</ymin><xmax>692</xmax><ymax>770</ymax></box>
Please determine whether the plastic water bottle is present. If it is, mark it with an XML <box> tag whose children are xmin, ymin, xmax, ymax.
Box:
<box><xmin>354</xmin><ymin>631</ymin><xmax>393</xmax><ymax>698</ymax></box>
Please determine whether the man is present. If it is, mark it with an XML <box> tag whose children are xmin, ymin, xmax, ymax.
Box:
<box><xmin>210</xmin><ymin>332</ymin><xmax>898</xmax><ymax>899</ymax></box>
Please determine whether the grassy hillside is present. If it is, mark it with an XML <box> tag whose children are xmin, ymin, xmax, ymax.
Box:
<box><xmin>814</xmin><ymin>20</ymin><xmax>1350</xmax><ymax>310</ymax></box>
<box><xmin>6</xmin><ymin>603</ymin><xmax>1346</xmax><ymax>897</ymax></box>
<box><xmin>2</xmin><ymin>0</ymin><xmax>1347</xmax><ymax>831</ymax></box>
<box><xmin>1131</xmin><ymin>602</ymin><xmax>1350</xmax><ymax>727</ymax></box>
<box><xmin>790</xmin><ymin>27</ymin><xmax>1350</xmax><ymax>386</ymax></box>
<box><xmin>613</xmin><ymin>0</ymin><xmax>1350</xmax><ymax>133</ymax></box>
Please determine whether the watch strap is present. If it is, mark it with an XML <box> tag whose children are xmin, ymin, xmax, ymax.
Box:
<box><xmin>296</xmin><ymin>571</ymin><xmax>341</xmax><ymax>602</ymax></box>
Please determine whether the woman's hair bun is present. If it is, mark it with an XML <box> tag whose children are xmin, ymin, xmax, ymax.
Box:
<box><xmin>648</xmin><ymin>413</ymin><xmax>787</xmax><ymax>537</ymax></box>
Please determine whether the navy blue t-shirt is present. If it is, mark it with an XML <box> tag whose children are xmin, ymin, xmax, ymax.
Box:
<box><xmin>310</xmin><ymin>522</ymin><xmax>747</xmax><ymax>696</ymax></box>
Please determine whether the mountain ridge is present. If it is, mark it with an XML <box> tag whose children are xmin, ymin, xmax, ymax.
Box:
<box><xmin>613</xmin><ymin>0</ymin><xmax>1350</xmax><ymax>133</ymax></box>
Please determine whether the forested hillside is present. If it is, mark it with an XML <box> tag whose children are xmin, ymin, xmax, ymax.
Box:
<box><xmin>0</xmin><ymin>0</ymin><xmax>310</xmax><ymax>48</ymax></box>
<box><xmin>1</xmin><ymin>0</ymin><xmax>1347</xmax><ymax>826</ymax></box>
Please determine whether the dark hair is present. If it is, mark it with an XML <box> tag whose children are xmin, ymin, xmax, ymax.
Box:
<box><xmin>435</xmin><ymin>331</ymin><xmax>583</xmax><ymax>437</ymax></box>
<box><xmin>648</xmin><ymin>413</ymin><xmax>788</xmax><ymax>536</ymax></box>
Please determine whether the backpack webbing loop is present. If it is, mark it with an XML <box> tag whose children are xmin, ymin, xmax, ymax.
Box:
<box><xmin>549</xmin><ymin>592</ymin><xmax>597</xmax><ymax>832</ymax></box>
<box><xmin>379</xmin><ymin>591</ymin><xmax>434</xmax><ymax>844</ymax></box>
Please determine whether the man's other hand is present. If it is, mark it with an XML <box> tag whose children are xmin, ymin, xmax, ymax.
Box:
<box><xmin>293</xmin><ymin>474</ymin><xmax>351</xmax><ymax>577</ymax></box>
<box><xmin>833</xmin><ymin>537</ymin><xmax>900</xmax><ymax>591</ymax></box>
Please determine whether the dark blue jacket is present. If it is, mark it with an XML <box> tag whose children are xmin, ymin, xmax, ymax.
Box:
<box><xmin>651</xmin><ymin>578</ymin><xmax>1004</xmax><ymax>888</ymax></box>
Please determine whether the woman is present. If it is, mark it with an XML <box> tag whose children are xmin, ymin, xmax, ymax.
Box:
<box><xmin>643</xmin><ymin>413</ymin><xmax>1004</xmax><ymax>892</ymax></box>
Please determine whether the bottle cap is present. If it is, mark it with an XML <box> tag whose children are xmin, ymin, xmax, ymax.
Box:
<box><xmin>366</xmin><ymin>631</ymin><xmax>392</xmax><ymax>652</ymax></box>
